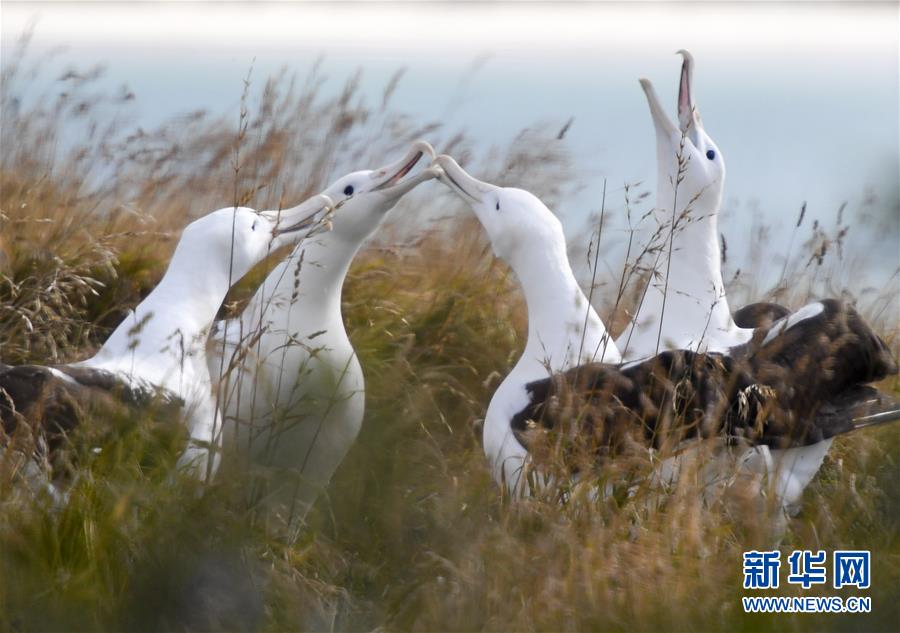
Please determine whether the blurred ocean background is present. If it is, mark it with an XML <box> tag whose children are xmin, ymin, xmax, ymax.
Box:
<box><xmin>3</xmin><ymin>1</ymin><xmax>898</xmax><ymax>290</ymax></box>
<box><xmin>2</xmin><ymin>6</ymin><xmax>900</xmax><ymax>630</ymax></box>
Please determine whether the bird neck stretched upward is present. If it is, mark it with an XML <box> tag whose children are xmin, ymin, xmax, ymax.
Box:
<box><xmin>655</xmin><ymin>160</ymin><xmax>728</xmax><ymax>283</ymax></box>
<box><xmin>238</xmin><ymin>231</ymin><xmax>360</xmax><ymax>339</ymax></box>
<box><xmin>508</xmin><ymin>239</ymin><xmax>621</xmax><ymax>378</ymax></box>
<box><xmin>621</xmin><ymin>184</ymin><xmax>742</xmax><ymax>358</ymax></box>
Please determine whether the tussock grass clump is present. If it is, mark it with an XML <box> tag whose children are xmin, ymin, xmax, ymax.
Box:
<box><xmin>1</xmin><ymin>39</ymin><xmax>898</xmax><ymax>632</ymax></box>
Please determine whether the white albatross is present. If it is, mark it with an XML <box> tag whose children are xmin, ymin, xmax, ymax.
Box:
<box><xmin>616</xmin><ymin>49</ymin><xmax>747</xmax><ymax>361</ymax></box>
<box><xmin>210</xmin><ymin>141</ymin><xmax>438</xmax><ymax>529</ymax></box>
<box><xmin>433</xmin><ymin>155</ymin><xmax>898</xmax><ymax>508</ymax></box>
<box><xmin>618</xmin><ymin>50</ymin><xmax>898</xmax><ymax>511</ymax></box>
<box><xmin>0</xmin><ymin>195</ymin><xmax>333</xmax><ymax>488</ymax></box>
<box><xmin>433</xmin><ymin>154</ymin><xmax>621</xmax><ymax>493</ymax></box>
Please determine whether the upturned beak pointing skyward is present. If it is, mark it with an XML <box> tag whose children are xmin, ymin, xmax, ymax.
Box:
<box><xmin>640</xmin><ymin>49</ymin><xmax>703</xmax><ymax>145</ymax></box>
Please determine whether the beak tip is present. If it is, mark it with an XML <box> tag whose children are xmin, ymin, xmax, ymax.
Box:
<box><xmin>415</xmin><ymin>139</ymin><xmax>437</xmax><ymax>160</ymax></box>
<box><xmin>435</xmin><ymin>154</ymin><xmax>455</xmax><ymax>167</ymax></box>
<box><xmin>676</xmin><ymin>49</ymin><xmax>694</xmax><ymax>68</ymax></box>
<box><xmin>271</xmin><ymin>193</ymin><xmax>334</xmax><ymax>237</ymax></box>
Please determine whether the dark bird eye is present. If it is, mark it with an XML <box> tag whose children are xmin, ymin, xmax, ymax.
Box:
<box><xmin>496</xmin><ymin>202</ymin><xmax>500</xmax><ymax>211</ymax></box>
<box><xmin>343</xmin><ymin>185</ymin><xmax>354</xmax><ymax>196</ymax></box>
<box><xmin>251</xmin><ymin>220</ymin><xmax>257</xmax><ymax>231</ymax></box>
<box><xmin>706</xmin><ymin>149</ymin><xmax>716</xmax><ymax>160</ymax></box>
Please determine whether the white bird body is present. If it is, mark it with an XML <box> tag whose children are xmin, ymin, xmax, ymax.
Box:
<box><xmin>435</xmin><ymin>155</ymin><xmax>620</xmax><ymax>493</ymax></box>
<box><xmin>435</xmin><ymin>150</ymin><xmax>896</xmax><ymax>517</ymax></box>
<box><xmin>490</xmin><ymin>247</ymin><xmax>621</xmax><ymax>492</ymax></box>
<box><xmin>618</xmin><ymin>193</ymin><xmax>750</xmax><ymax>358</ymax></box>
<box><xmin>1</xmin><ymin>197</ymin><xmax>334</xmax><ymax>486</ymax></box>
<box><xmin>616</xmin><ymin>52</ymin><xmax>748</xmax><ymax>362</ymax></box>
<box><xmin>617</xmin><ymin>51</ymin><xmax>833</xmax><ymax>511</ymax></box>
<box><xmin>214</xmin><ymin>223</ymin><xmax>366</xmax><ymax>514</ymax></box>
<box><xmin>80</xmin><ymin>254</ymin><xmax>224</xmax><ymax>477</ymax></box>
<box><xmin>211</xmin><ymin>142</ymin><xmax>437</xmax><ymax>525</ymax></box>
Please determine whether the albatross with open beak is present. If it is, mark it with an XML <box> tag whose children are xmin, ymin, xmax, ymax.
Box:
<box><xmin>211</xmin><ymin>141</ymin><xmax>439</xmax><ymax>534</ymax></box>
<box><xmin>434</xmin><ymin>154</ymin><xmax>897</xmax><ymax>515</ymax></box>
<box><xmin>611</xmin><ymin>51</ymin><xmax>899</xmax><ymax>511</ymax></box>
<box><xmin>616</xmin><ymin>50</ymin><xmax>753</xmax><ymax>361</ymax></box>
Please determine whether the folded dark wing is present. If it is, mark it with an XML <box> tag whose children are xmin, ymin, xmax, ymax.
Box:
<box><xmin>510</xmin><ymin>351</ymin><xmax>756</xmax><ymax>466</ymax></box>
<box><xmin>746</xmin><ymin>299</ymin><xmax>897</xmax><ymax>444</ymax></box>
<box><xmin>1</xmin><ymin>363</ymin><xmax>183</xmax><ymax>458</ymax></box>
<box><xmin>733</xmin><ymin>301</ymin><xmax>791</xmax><ymax>329</ymax></box>
<box><xmin>511</xmin><ymin>300</ymin><xmax>898</xmax><ymax>468</ymax></box>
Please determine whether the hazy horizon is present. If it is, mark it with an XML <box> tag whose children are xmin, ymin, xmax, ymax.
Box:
<box><xmin>3</xmin><ymin>2</ymin><xmax>898</xmax><ymax>291</ymax></box>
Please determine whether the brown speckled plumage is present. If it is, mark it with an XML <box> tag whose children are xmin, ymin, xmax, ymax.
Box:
<box><xmin>512</xmin><ymin>300</ymin><xmax>898</xmax><ymax>470</ymax></box>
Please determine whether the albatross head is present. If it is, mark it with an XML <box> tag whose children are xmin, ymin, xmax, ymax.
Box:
<box><xmin>433</xmin><ymin>154</ymin><xmax>567</xmax><ymax>265</ymax></box>
<box><xmin>641</xmin><ymin>50</ymin><xmax>725</xmax><ymax>211</ymax></box>
<box><xmin>320</xmin><ymin>140</ymin><xmax>439</xmax><ymax>244</ymax></box>
<box><xmin>177</xmin><ymin>193</ymin><xmax>334</xmax><ymax>285</ymax></box>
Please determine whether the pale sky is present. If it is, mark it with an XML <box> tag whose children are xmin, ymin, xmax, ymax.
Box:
<box><xmin>2</xmin><ymin>1</ymin><xmax>898</xmax><ymax>295</ymax></box>
<box><xmin>3</xmin><ymin>2</ymin><xmax>896</xmax><ymax>61</ymax></box>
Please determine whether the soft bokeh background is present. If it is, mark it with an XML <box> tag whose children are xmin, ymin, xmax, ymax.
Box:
<box><xmin>2</xmin><ymin>3</ymin><xmax>899</xmax><ymax>631</ymax></box>
<box><xmin>3</xmin><ymin>1</ymin><xmax>898</xmax><ymax>293</ymax></box>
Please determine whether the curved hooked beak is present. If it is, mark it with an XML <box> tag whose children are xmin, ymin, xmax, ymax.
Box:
<box><xmin>263</xmin><ymin>193</ymin><xmax>334</xmax><ymax>246</ymax></box>
<box><xmin>676</xmin><ymin>49</ymin><xmax>702</xmax><ymax>138</ymax></box>
<box><xmin>363</xmin><ymin>139</ymin><xmax>438</xmax><ymax>202</ymax></box>
<box><xmin>432</xmin><ymin>154</ymin><xmax>498</xmax><ymax>204</ymax></box>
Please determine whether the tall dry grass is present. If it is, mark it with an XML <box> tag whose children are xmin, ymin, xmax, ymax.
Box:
<box><xmin>1</xmin><ymin>37</ymin><xmax>898</xmax><ymax>632</ymax></box>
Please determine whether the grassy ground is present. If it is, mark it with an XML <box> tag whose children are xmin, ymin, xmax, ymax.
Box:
<box><xmin>1</xmin><ymin>42</ymin><xmax>898</xmax><ymax>632</ymax></box>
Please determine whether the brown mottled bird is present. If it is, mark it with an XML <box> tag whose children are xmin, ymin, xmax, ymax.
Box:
<box><xmin>513</xmin><ymin>300</ymin><xmax>898</xmax><ymax>501</ymax></box>
<box><xmin>434</xmin><ymin>151</ymin><xmax>895</xmax><ymax>514</ymax></box>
